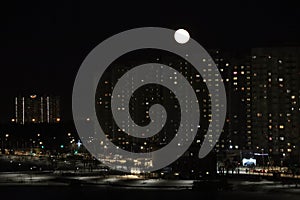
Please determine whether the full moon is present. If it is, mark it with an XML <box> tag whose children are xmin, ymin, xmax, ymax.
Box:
<box><xmin>174</xmin><ymin>29</ymin><xmax>190</xmax><ymax>44</ymax></box>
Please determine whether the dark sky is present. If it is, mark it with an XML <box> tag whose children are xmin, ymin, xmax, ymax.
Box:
<box><xmin>0</xmin><ymin>1</ymin><xmax>299</xmax><ymax>123</ymax></box>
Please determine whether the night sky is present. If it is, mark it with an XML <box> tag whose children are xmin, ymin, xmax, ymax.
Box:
<box><xmin>0</xmin><ymin>1</ymin><xmax>299</xmax><ymax>123</ymax></box>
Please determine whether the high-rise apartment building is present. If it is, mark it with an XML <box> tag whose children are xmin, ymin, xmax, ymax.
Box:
<box><xmin>251</xmin><ymin>47</ymin><xmax>300</xmax><ymax>164</ymax></box>
<box><xmin>208</xmin><ymin>49</ymin><xmax>252</xmax><ymax>152</ymax></box>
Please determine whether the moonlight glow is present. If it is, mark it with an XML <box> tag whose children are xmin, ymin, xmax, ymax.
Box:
<box><xmin>174</xmin><ymin>29</ymin><xmax>190</xmax><ymax>44</ymax></box>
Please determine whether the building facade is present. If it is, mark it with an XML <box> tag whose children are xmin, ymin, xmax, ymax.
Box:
<box><xmin>209</xmin><ymin>49</ymin><xmax>252</xmax><ymax>153</ymax></box>
<box><xmin>251</xmin><ymin>47</ymin><xmax>300</xmax><ymax>165</ymax></box>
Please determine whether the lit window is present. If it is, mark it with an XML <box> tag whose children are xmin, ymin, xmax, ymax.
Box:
<box><xmin>268</xmin><ymin>125</ymin><xmax>272</xmax><ymax>129</ymax></box>
<box><xmin>279</xmin><ymin>125</ymin><xmax>284</xmax><ymax>129</ymax></box>
<box><xmin>278</xmin><ymin>78</ymin><xmax>283</xmax><ymax>82</ymax></box>
<box><xmin>279</xmin><ymin>137</ymin><xmax>284</xmax><ymax>141</ymax></box>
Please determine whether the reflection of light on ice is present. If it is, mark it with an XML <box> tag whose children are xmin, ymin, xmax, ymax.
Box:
<box><xmin>98</xmin><ymin>153</ymin><xmax>153</xmax><ymax>172</ymax></box>
<box><xmin>122</xmin><ymin>174</ymin><xmax>140</xmax><ymax>179</ymax></box>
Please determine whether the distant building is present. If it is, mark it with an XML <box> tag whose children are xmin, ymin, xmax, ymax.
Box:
<box><xmin>13</xmin><ymin>94</ymin><xmax>60</xmax><ymax>124</ymax></box>
<box><xmin>213</xmin><ymin>47</ymin><xmax>300</xmax><ymax>166</ymax></box>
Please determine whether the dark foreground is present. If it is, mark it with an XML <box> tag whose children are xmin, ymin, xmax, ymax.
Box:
<box><xmin>1</xmin><ymin>171</ymin><xmax>300</xmax><ymax>200</ymax></box>
<box><xmin>0</xmin><ymin>184</ymin><xmax>300</xmax><ymax>200</ymax></box>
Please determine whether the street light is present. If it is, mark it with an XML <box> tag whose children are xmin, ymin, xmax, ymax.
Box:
<box><xmin>261</xmin><ymin>149</ymin><xmax>265</xmax><ymax>169</ymax></box>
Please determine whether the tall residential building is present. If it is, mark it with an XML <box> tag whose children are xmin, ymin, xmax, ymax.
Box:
<box><xmin>94</xmin><ymin>49</ymin><xmax>216</xmax><ymax>175</ymax></box>
<box><xmin>209</xmin><ymin>49</ymin><xmax>252</xmax><ymax>153</ymax></box>
<box><xmin>14</xmin><ymin>94</ymin><xmax>60</xmax><ymax>124</ymax></box>
<box><xmin>251</xmin><ymin>47</ymin><xmax>300</xmax><ymax>165</ymax></box>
